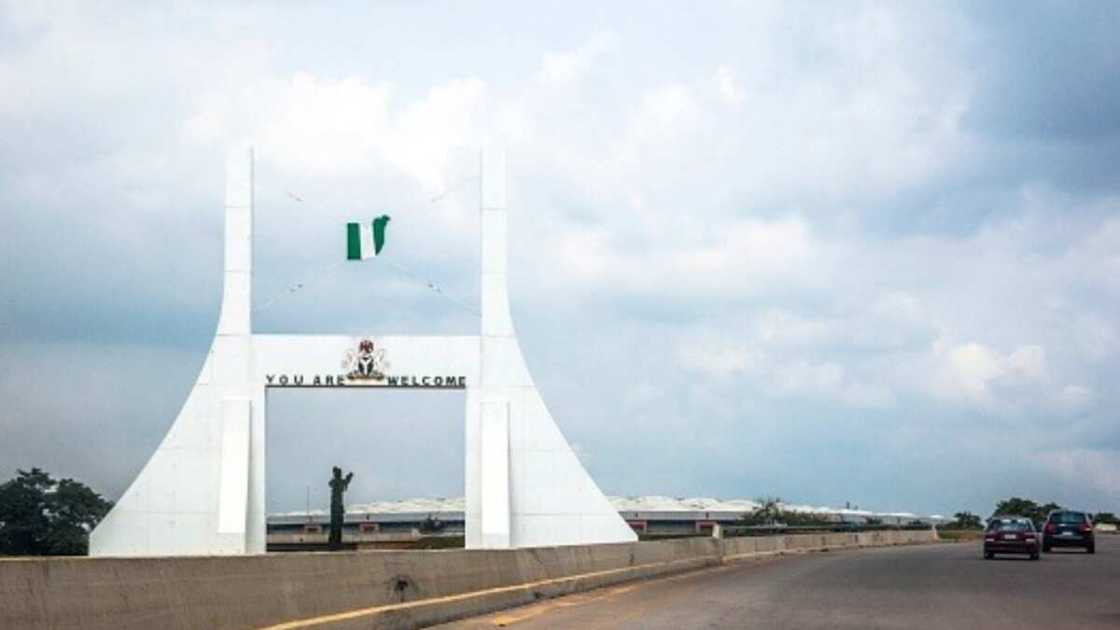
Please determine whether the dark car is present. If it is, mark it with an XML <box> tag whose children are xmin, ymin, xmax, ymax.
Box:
<box><xmin>984</xmin><ymin>515</ymin><xmax>1040</xmax><ymax>560</ymax></box>
<box><xmin>1043</xmin><ymin>510</ymin><xmax>1095</xmax><ymax>554</ymax></box>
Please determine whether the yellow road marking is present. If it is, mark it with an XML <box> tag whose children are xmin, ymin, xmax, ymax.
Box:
<box><xmin>487</xmin><ymin>583</ymin><xmax>642</xmax><ymax>626</ymax></box>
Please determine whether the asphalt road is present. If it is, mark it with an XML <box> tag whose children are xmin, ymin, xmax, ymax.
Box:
<box><xmin>434</xmin><ymin>536</ymin><xmax>1120</xmax><ymax>629</ymax></box>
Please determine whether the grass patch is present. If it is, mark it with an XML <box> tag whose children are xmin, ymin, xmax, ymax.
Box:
<box><xmin>937</xmin><ymin>529</ymin><xmax>983</xmax><ymax>542</ymax></box>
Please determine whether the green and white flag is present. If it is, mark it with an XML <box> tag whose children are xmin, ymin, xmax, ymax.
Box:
<box><xmin>347</xmin><ymin>215</ymin><xmax>391</xmax><ymax>260</ymax></box>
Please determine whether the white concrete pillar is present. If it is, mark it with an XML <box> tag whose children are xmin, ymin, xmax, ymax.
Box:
<box><xmin>480</xmin><ymin>400</ymin><xmax>511</xmax><ymax>548</ymax></box>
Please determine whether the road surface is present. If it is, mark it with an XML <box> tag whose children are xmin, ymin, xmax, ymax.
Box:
<box><xmin>435</xmin><ymin>536</ymin><xmax>1120</xmax><ymax>629</ymax></box>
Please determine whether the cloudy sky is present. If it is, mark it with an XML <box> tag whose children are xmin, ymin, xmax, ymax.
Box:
<box><xmin>2</xmin><ymin>1</ymin><xmax>1118</xmax><ymax>517</ymax></box>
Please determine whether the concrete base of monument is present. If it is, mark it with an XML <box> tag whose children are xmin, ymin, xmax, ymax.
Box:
<box><xmin>3</xmin><ymin>531</ymin><xmax>939</xmax><ymax>630</ymax></box>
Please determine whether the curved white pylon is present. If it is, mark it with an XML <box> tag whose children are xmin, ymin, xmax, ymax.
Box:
<box><xmin>91</xmin><ymin>146</ymin><xmax>259</xmax><ymax>556</ymax></box>
<box><xmin>468</xmin><ymin>146</ymin><xmax>636</xmax><ymax>548</ymax></box>
<box><xmin>90</xmin><ymin>146</ymin><xmax>635</xmax><ymax>556</ymax></box>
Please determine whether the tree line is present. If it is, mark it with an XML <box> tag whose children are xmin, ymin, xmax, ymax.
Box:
<box><xmin>945</xmin><ymin>497</ymin><xmax>1118</xmax><ymax>530</ymax></box>
<box><xmin>740</xmin><ymin>495</ymin><xmax>1119</xmax><ymax>531</ymax></box>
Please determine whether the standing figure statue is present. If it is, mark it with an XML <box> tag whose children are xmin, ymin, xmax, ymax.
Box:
<box><xmin>328</xmin><ymin>466</ymin><xmax>354</xmax><ymax>551</ymax></box>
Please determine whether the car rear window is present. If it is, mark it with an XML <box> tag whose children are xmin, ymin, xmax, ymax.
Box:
<box><xmin>1050</xmin><ymin>512</ymin><xmax>1086</xmax><ymax>524</ymax></box>
<box><xmin>988</xmin><ymin>519</ymin><xmax>1032</xmax><ymax>532</ymax></box>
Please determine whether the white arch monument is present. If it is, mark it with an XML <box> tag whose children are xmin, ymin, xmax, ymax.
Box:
<box><xmin>90</xmin><ymin>147</ymin><xmax>637</xmax><ymax>556</ymax></box>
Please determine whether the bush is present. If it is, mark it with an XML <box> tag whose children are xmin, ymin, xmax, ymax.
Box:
<box><xmin>1093</xmin><ymin>512</ymin><xmax>1118</xmax><ymax>524</ymax></box>
<box><xmin>942</xmin><ymin>511</ymin><xmax>983</xmax><ymax>530</ymax></box>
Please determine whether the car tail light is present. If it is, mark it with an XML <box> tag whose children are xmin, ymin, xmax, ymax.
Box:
<box><xmin>1080</xmin><ymin>524</ymin><xmax>1092</xmax><ymax>533</ymax></box>
<box><xmin>1044</xmin><ymin>523</ymin><xmax>1056</xmax><ymax>534</ymax></box>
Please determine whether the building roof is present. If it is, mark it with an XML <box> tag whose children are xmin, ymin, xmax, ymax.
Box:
<box><xmin>269</xmin><ymin>496</ymin><xmax>946</xmax><ymax>523</ymax></box>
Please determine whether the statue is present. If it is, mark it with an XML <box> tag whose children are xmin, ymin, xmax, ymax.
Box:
<box><xmin>328</xmin><ymin>466</ymin><xmax>353</xmax><ymax>550</ymax></box>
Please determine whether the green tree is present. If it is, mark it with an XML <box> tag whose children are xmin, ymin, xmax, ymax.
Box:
<box><xmin>0</xmin><ymin>468</ymin><xmax>113</xmax><ymax>556</ymax></box>
<box><xmin>1038</xmin><ymin>502</ymin><xmax>1062</xmax><ymax>518</ymax></box>
<box><xmin>742</xmin><ymin>496</ymin><xmax>784</xmax><ymax>525</ymax></box>
<box><xmin>740</xmin><ymin>498</ymin><xmax>833</xmax><ymax>527</ymax></box>
<box><xmin>1093</xmin><ymin>512</ymin><xmax>1118</xmax><ymax>524</ymax></box>
<box><xmin>992</xmin><ymin>497</ymin><xmax>1038</xmax><ymax>518</ymax></box>
<box><xmin>950</xmin><ymin>511</ymin><xmax>983</xmax><ymax>529</ymax></box>
<box><xmin>992</xmin><ymin>497</ymin><xmax>1061</xmax><ymax>526</ymax></box>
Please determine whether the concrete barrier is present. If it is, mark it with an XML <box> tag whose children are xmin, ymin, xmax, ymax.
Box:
<box><xmin>0</xmin><ymin>530</ymin><xmax>937</xmax><ymax>629</ymax></box>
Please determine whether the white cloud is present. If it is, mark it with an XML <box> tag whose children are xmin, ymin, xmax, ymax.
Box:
<box><xmin>754</xmin><ymin>310</ymin><xmax>841</xmax><ymax>347</ymax></box>
<box><xmin>1034</xmin><ymin>448</ymin><xmax>1120</xmax><ymax>505</ymax></box>
<box><xmin>676</xmin><ymin>335</ymin><xmax>757</xmax><ymax>378</ymax></box>
<box><xmin>627</xmin><ymin>84</ymin><xmax>699</xmax><ymax>144</ymax></box>
<box><xmin>715</xmin><ymin>65</ymin><xmax>745</xmax><ymax>107</ymax></box>
<box><xmin>184</xmin><ymin>73</ymin><xmax>489</xmax><ymax>190</ymax></box>
<box><xmin>928</xmin><ymin>341</ymin><xmax>1048</xmax><ymax>406</ymax></box>
<box><xmin>1054</xmin><ymin>384</ymin><xmax>1095</xmax><ymax>411</ymax></box>
<box><xmin>547</xmin><ymin>215</ymin><xmax>818</xmax><ymax>300</ymax></box>
<box><xmin>674</xmin><ymin>326</ymin><xmax>895</xmax><ymax>409</ymax></box>
<box><xmin>1073</xmin><ymin>313</ymin><xmax>1120</xmax><ymax>362</ymax></box>
<box><xmin>939</xmin><ymin>342</ymin><xmax>1005</xmax><ymax>399</ymax></box>
<box><xmin>771</xmin><ymin>359</ymin><xmax>895</xmax><ymax>408</ymax></box>
<box><xmin>256</xmin><ymin>74</ymin><xmax>396</xmax><ymax>177</ymax></box>
<box><xmin>1006</xmin><ymin>345</ymin><xmax>1046</xmax><ymax>380</ymax></box>
<box><xmin>621</xmin><ymin>382</ymin><xmax>664</xmax><ymax>409</ymax></box>
<box><xmin>538</xmin><ymin>32</ymin><xmax>616</xmax><ymax>86</ymax></box>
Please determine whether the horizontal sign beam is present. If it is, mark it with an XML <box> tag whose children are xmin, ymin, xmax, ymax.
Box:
<box><xmin>264</xmin><ymin>373</ymin><xmax>467</xmax><ymax>388</ymax></box>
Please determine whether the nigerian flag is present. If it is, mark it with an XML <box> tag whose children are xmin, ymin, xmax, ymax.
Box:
<box><xmin>347</xmin><ymin>215</ymin><xmax>391</xmax><ymax>260</ymax></box>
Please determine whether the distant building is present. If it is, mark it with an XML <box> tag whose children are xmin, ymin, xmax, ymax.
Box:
<box><xmin>266</xmin><ymin>496</ymin><xmax>946</xmax><ymax>550</ymax></box>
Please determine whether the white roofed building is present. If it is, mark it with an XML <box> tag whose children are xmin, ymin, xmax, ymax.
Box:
<box><xmin>266</xmin><ymin>496</ymin><xmax>946</xmax><ymax>550</ymax></box>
